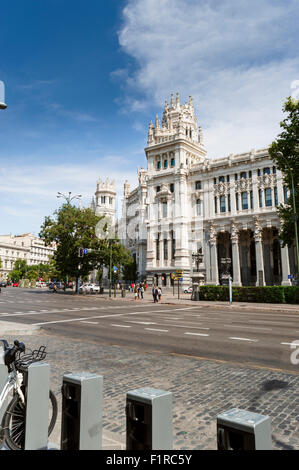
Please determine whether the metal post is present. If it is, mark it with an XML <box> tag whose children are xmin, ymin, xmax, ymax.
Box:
<box><xmin>217</xmin><ymin>408</ymin><xmax>272</xmax><ymax>450</ymax></box>
<box><xmin>0</xmin><ymin>363</ymin><xmax>8</xmax><ymax>426</ymax></box>
<box><xmin>109</xmin><ymin>241</ymin><xmax>112</xmax><ymax>298</ymax></box>
<box><xmin>25</xmin><ymin>362</ymin><xmax>50</xmax><ymax>450</ymax></box>
<box><xmin>126</xmin><ymin>387</ymin><xmax>173</xmax><ymax>450</ymax></box>
<box><xmin>61</xmin><ymin>372</ymin><xmax>103</xmax><ymax>450</ymax></box>
<box><xmin>290</xmin><ymin>172</ymin><xmax>299</xmax><ymax>276</ymax></box>
<box><xmin>229</xmin><ymin>275</ymin><xmax>232</xmax><ymax>303</ymax></box>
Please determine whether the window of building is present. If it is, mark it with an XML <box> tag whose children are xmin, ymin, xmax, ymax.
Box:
<box><xmin>171</xmin><ymin>231</ymin><xmax>176</xmax><ymax>259</ymax></box>
<box><xmin>250</xmin><ymin>191</ymin><xmax>254</xmax><ymax>209</ymax></box>
<box><xmin>214</xmin><ymin>178</ymin><xmax>217</xmax><ymax>184</ymax></box>
<box><xmin>156</xmin><ymin>235</ymin><xmax>160</xmax><ymax>261</ymax></box>
<box><xmin>170</xmin><ymin>158</ymin><xmax>175</xmax><ymax>167</ymax></box>
<box><xmin>156</xmin><ymin>186</ymin><xmax>161</xmax><ymax>193</ymax></box>
<box><xmin>263</xmin><ymin>167</ymin><xmax>271</xmax><ymax>175</ymax></box>
<box><xmin>196</xmin><ymin>199</ymin><xmax>202</xmax><ymax>216</ymax></box>
<box><xmin>162</xmin><ymin>201</ymin><xmax>168</xmax><ymax>218</ymax></box>
<box><xmin>220</xmin><ymin>195</ymin><xmax>226</xmax><ymax>213</ymax></box>
<box><xmin>219</xmin><ymin>176</ymin><xmax>225</xmax><ymax>183</ymax></box>
<box><xmin>228</xmin><ymin>194</ymin><xmax>231</xmax><ymax>212</ymax></box>
<box><xmin>215</xmin><ymin>197</ymin><xmax>218</xmax><ymax>213</ymax></box>
<box><xmin>164</xmin><ymin>160</ymin><xmax>168</xmax><ymax>169</ymax></box>
<box><xmin>273</xmin><ymin>166</ymin><xmax>276</xmax><ymax>174</ymax></box>
<box><xmin>109</xmin><ymin>197</ymin><xmax>113</xmax><ymax>205</ymax></box>
<box><xmin>241</xmin><ymin>172</ymin><xmax>247</xmax><ymax>179</ymax></box>
<box><xmin>236</xmin><ymin>193</ymin><xmax>239</xmax><ymax>211</ymax></box>
<box><xmin>235</xmin><ymin>174</ymin><xmax>238</xmax><ymax>181</ymax></box>
<box><xmin>265</xmin><ymin>188</ymin><xmax>272</xmax><ymax>206</ymax></box>
<box><xmin>195</xmin><ymin>181</ymin><xmax>201</xmax><ymax>190</ymax></box>
<box><xmin>283</xmin><ymin>185</ymin><xmax>288</xmax><ymax>203</ymax></box>
<box><xmin>241</xmin><ymin>192</ymin><xmax>248</xmax><ymax>210</ymax></box>
<box><xmin>249</xmin><ymin>171</ymin><xmax>252</xmax><ymax>178</ymax></box>
<box><xmin>257</xmin><ymin>169</ymin><xmax>261</xmax><ymax>176</ymax></box>
<box><xmin>164</xmin><ymin>239</ymin><xmax>168</xmax><ymax>260</ymax></box>
<box><xmin>226</xmin><ymin>175</ymin><xmax>230</xmax><ymax>182</ymax></box>
<box><xmin>157</xmin><ymin>161</ymin><xmax>161</xmax><ymax>170</ymax></box>
<box><xmin>259</xmin><ymin>189</ymin><xmax>263</xmax><ymax>207</ymax></box>
<box><xmin>274</xmin><ymin>187</ymin><xmax>278</xmax><ymax>206</ymax></box>
<box><xmin>101</xmin><ymin>196</ymin><xmax>106</xmax><ymax>204</ymax></box>
<box><xmin>170</xmin><ymin>183</ymin><xmax>174</xmax><ymax>193</ymax></box>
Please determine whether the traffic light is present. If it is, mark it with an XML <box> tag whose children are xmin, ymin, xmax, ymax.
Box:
<box><xmin>78</xmin><ymin>247</ymin><xmax>84</xmax><ymax>258</ymax></box>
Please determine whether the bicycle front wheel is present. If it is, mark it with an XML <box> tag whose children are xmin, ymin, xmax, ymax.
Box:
<box><xmin>3</xmin><ymin>390</ymin><xmax>58</xmax><ymax>450</ymax></box>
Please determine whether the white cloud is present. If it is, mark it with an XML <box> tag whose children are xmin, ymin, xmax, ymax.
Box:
<box><xmin>0</xmin><ymin>159</ymin><xmax>138</xmax><ymax>235</ymax></box>
<box><xmin>117</xmin><ymin>0</ymin><xmax>299</xmax><ymax>157</ymax></box>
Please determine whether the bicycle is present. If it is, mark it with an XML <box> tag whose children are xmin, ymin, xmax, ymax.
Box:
<box><xmin>0</xmin><ymin>339</ymin><xmax>58</xmax><ymax>450</ymax></box>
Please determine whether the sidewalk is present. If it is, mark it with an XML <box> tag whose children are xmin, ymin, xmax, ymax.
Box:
<box><xmin>97</xmin><ymin>289</ymin><xmax>299</xmax><ymax>313</ymax></box>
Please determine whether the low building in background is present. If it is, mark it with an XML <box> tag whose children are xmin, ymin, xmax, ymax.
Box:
<box><xmin>0</xmin><ymin>233</ymin><xmax>56</xmax><ymax>280</ymax></box>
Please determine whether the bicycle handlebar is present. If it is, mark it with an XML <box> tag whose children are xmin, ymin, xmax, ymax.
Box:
<box><xmin>2</xmin><ymin>339</ymin><xmax>26</xmax><ymax>369</ymax></box>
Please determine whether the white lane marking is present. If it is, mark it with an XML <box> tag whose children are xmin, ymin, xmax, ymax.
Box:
<box><xmin>32</xmin><ymin>309</ymin><xmax>170</xmax><ymax>326</ymax></box>
<box><xmin>184</xmin><ymin>332</ymin><xmax>209</xmax><ymax>337</ymax></box>
<box><xmin>145</xmin><ymin>328</ymin><xmax>169</xmax><ymax>332</ymax></box>
<box><xmin>249</xmin><ymin>320</ymin><xmax>298</xmax><ymax>327</ymax></box>
<box><xmin>281</xmin><ymin>342</ymin><xmax>297</xmax><ymax>346</ymax></box>
<box><xmin>223</xmin><ymin>324</ymin><xmax>272</xmax><ymax>331</ymax></box>
<box><xmin>163</xmin><ymin>324</ymin><xmax>210</xmax><ymax>330</ymax></box>
<box><xmin>111</xmin><ymin>324</ymin><xmax>131</xmax><ymax>328</ymax></box>
<box><xmin>229</xmin><ymin>337</ymin><xmax>258</xmax><ymax>342</ymax></box>
<box><xmin>125</xmin><ymin>321</ymin><xmax>157</xmax><ymax>325</ymax></box>
<box><xmin>81</xmin><ymin>321</ymin><xmax>99</xmax><ymax>325</ymax></box>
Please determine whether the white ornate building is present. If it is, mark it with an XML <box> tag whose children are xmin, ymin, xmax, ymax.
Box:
<box><xmin>0</xmin><ymin>233</ymin><xmax>56</xmax><ymax>280</ymax></box>
<box><xmin>100</xmin><ymin>93</ymin><xmax>297</xmax><ymax>288</ymax></box>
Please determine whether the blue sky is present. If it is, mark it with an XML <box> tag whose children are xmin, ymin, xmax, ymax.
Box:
<box><xmin>0</xmin><ymin>0</ymin><xmax>298</xmax><ymax>235</ymax></box>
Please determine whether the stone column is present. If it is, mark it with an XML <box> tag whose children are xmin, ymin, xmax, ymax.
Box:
<box><xmin>231</xmin><ymin>222</ymin><xmax>242</xmax><ymax>286</ymax></box>
<box><xmin>209</xmin><ymin>224</ymin><xmax>219</xmax><ymax>285</ymax></box>
<box><xmin>254</xmin><ymin>217</ymin><xmax>265</xmax><ymax>286</ymax></box>
<box><xmin>159</xmin><ymin>237</ymin><xmax>164</xmax><ymax>270</ymax></box>
<box><xmin>280</xmin><ymin>242</ymin><xmax>291</xmax><ymax>286</ymax></box>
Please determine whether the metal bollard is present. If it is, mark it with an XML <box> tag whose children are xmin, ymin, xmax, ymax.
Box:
<box><xmin>0</xmin><ymin>363</ymin><xmax>8</xmax><ymax>426</ymax></box>
<box><xmin>126</xmin><ymin>387</ymin><xmax>173</xmax><ymax>450</ymax></box>
<box><xmin>61</xmin><ymin>372</ymin><xmax>103</xmax><ymax>450</ymax></box>
<box><xmin>217</xmin><ymin>408</ymin><xmax>272</xmax><ymax>450</ymax></box>
<box><xmin>25</xmin><ymin>362</ymin><xmax>50</xmax><ymax>450</ymax></box>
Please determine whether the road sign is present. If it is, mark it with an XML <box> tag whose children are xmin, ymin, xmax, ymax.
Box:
<box><xmin>288</xmin><ymin>274</ymin><xmax>292</xmax><ymax>279</ymax></box>
<box><xmin>83</xmin><ymin>248</ymin><xmax>88</xmax><ymax>254</ymax></box>
<box><xmin>113</xmin><ymin>266</ymin><xmax>117</xmax><ymax>273</ymax></box>
<box><xmin>180</xmin><ymin>278</ymin><xmax>183</xmax><ymax>283</ymax></box>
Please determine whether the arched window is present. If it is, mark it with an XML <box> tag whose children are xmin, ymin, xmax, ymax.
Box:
<box><xmin>164</xmin><ymin>160</ymin><xmax>168</xmax><ymax>169</ymax></box>
<box><xmin>170</xmin><ymin>158</ymin><xmax>175</xmax><ymax>167</ymax></box>
<box><xmin>220</xmin><ymin>195</ymin><xmax>226</xmax><ymax>212</ymax></box>
<box><xmin>157</xmin><ymin>161</ymin><xmax>161</xmax><ymax>170</ymax></box>
<box><xmin>263</xmin><ymin>167</ymin><xmax>270</xmax><ymax>175</ymax></box>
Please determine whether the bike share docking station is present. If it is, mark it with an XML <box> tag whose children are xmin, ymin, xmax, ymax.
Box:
<box><xmin>61</xmin><ymin>372</ymin><xmax>103</xmax><ymax>450</ymax></box>
<box><xmin>126</xmin><ymin>387</ymin><xmax>173</xmax><ymax>450</ymax></box>
<box><xmin>217</xmin><ymin>408</ymin><xmax>272</xmax><ymax>450</ymax></box>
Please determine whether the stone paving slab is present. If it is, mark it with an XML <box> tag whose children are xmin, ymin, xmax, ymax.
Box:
<box><xmin>0</xmin><ymin>321</ymin><xmax>40</xmax><ymax>335</ymax></box>
<box><xmin>3</xmin><ymin>331</ymin><xmax>298</xmax><ymax>451</ymax></box>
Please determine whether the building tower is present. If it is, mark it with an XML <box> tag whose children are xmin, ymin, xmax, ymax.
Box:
<box><xmin>94</xmin><ymin>178</ymin><xmax>116</xmax><ymax>225</ymax></box>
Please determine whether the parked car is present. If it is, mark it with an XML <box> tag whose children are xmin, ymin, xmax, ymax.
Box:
<box><xmin>183</xmin><ymin>286</ymin><xmax>193</xmax><ymax>294</ymax></box>
<box><xmin>80</xmin><ymin>283</ymin><xmax>100</xmax><ymax>294</ymax></box>
<box><xmin>12</xmin><ymin>282</ymin><xmax>19</xmax><ymax>287</ymax></box>
<box><xmin>0</xmin><ymin>282</ymin><xmax>7</xmax><ymax>288</ymax></box>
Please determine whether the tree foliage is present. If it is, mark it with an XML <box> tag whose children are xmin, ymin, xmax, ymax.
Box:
<box><xmin>39</xmin><ymin>203</ymin><xmax>135</xmax><ymax>284</ymax></box>
<box><xmin>269</xmin><ymin>97</ymin><xmax>299</xmax><ymax>246</ymax></box>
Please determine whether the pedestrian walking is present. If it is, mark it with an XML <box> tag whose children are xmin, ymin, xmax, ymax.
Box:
<box><xmin>134</xmin><ymin>286</ymin><xmax>138</xmax><ymax>300</ymax></box>
<box><xmin>157</xmin><ymin>286</ymin><xmax>162</xmax><ymax>302</ymax></box>
<box><xmin>140</xmin><ymin>284</ymin><xmax>144</xmax><ymax>299</ymax></box>
<box><xmin>152</xmin><ymin>286</ymin><xmax>158</xmax><ymax>303</ymax></box>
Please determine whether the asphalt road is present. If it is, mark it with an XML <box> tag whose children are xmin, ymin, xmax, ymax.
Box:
<box><xmin>0</xmin><ymin>287</ymin><xmax>299</xmax><ymax>373</ymax></box>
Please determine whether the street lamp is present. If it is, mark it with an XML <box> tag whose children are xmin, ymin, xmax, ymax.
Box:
<box><xmin>276</xmin><ymin>151</ymin><xmax>299</xmax><ymax>278</ymax></box>
<box><xmin>0</xmin><ymin>80</ymin><xmax>7</xmax><ymax>109</ymax></box>
<box><xmin>57</xmin><ymin>192</ymin><xmax>82</xmax><ymax>205</ymax></box>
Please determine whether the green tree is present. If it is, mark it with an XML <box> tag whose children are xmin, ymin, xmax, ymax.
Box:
<box><xmin>269</xmin><ymin>97</ymin><xmax>299</xmax><ymax>272</ymax></box>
